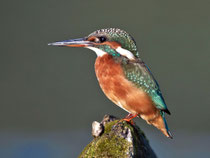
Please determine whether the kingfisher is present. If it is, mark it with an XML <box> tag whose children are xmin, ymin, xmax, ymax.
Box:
<box><xmin>48</xmin><ymin>28</ymin><xmax>172</xmax><ymax>138</ymax></box>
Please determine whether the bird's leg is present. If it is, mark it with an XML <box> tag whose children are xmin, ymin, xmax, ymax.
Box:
<box><xmin>123</xmin><ymin>113</ymin><xmax>138</xmax><ymax>122</ymax></box>
<box><xmin>115</xmin><ymin>113</ymin><xmax>138</xmax><ymax>126</ymax></box>
<box><xmin>121</xmin><ymin>113</ymin><xmax>138</xmax><ymax>125</ymax></box>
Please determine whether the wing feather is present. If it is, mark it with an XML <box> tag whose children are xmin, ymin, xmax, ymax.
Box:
<box><xmin>122</xmin><ymin>59</ymin><xmax>170</xmax><ymax>114</ymax></box>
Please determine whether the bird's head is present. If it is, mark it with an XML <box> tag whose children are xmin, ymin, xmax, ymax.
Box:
<box><xmin>48</xmin><ymin>28</ymin><xmax>140</xmax><ymax>60</ymax></box>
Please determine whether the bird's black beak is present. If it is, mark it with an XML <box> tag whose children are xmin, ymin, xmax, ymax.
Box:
<box><xmin>48</xmin><ymin>37</ymin><xmax>93</xmax><ymax>47</ymax></box>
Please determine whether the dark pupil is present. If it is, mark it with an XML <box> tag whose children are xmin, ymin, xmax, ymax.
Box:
<box><xmin>99</xmin><ymin>36</ymin><xmax>106</xmax><ymax>43</ymax></box>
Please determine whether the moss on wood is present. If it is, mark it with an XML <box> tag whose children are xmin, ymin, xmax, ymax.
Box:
<box><xmin>79</xmin><ymin>115</ymin><xmax>157</xmax><ymax>158</ymax></box>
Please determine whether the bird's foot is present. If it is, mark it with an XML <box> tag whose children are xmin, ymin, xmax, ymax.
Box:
<box><xmin>116</xmin><ymin>119</ymin><xmax>135</xmax><ymax>126</ymax></box>
<box><xmin>122</xmin><ymin>119</ymin><xmax>135</xmax><ymax>125</ymax></box>
<box><xmin>121</xmin><ymin>113</ymin><xmax>138</xmax><ymax>125</ymax></box>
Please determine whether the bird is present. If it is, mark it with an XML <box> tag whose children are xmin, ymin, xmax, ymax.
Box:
<box><xmin>48</xmin><ymin>28</ymin><xmax>172</xmax><ymax>138</ymax></box>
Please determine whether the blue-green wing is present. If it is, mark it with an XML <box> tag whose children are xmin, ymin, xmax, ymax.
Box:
<box><xmin>122</xmin><ymin>60</ymin><xmax>170</xmax><ymax>114</ymax></box>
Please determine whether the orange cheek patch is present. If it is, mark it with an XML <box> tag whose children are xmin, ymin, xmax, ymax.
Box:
<box><xmin>93</xmin><ymin>41</ymin><xmax>121</xmax><ymax>49</ymax></box>
<box><xmin>87</xmin><ymin>36</ymin><xmax>97</xmax><ymax>42</ymax></box>
<box><xmin>86</xmin><ymin>36</ymin><xmax>121</xmax><ymax>49</ymax></box>
<box><xmin>102</xmin><ymin>41</ymin><xmax>121</xmax><ymax>49</ymax></box>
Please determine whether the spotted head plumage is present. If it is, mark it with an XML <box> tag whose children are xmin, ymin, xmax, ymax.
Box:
<box><xmin>87</xmin><ymin>28</ymin><xmax>140</xmax><ymax>59</ymax></box>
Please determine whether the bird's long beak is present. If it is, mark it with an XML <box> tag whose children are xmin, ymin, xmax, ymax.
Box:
<box><xmin>48</xmin><ymin>37</ymin><xmax>93</xmax><ymax>47</ymax></box>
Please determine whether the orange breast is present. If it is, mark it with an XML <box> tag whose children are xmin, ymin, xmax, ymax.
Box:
<box><xmin>95</xmin><ymin>54</ymin><xmax>158</xmax><ymax>120</ymax></box>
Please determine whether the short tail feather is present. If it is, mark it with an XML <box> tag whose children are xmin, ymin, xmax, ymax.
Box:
<box><xmin>161</xmin><ymin>111</ymin><xmax>173</xmax><ymax>139</ymax></box>
<box><xmin>149</xmin><ymin>111</ymin><xmax>173</xmax><ymax>139</ymax></box>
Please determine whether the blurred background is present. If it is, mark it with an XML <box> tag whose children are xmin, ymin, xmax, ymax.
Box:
<box><xmin>1</xmin><ymin>0</ymin><xmax>210</xmax><ymax>157</ymax></box>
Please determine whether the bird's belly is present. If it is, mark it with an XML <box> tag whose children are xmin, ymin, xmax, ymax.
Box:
<box><xmin>95</xmin><ymin>55</ymin><xmax>158</xmax><ymax>118</ymax></box>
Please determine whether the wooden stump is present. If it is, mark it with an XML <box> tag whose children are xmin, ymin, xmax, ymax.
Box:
<box><xmin>79</xmin><ymin>115</ymin><xmax>157</xmax><ymax>158</ymax></box>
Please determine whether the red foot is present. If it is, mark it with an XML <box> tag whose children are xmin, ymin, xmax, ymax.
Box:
<box><xmin>122</xmin><ymin>113</ymin><xmax>138</xmax><ymax>125</ymax></box>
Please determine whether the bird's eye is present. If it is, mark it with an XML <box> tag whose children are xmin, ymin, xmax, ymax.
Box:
<box><xmin>98</xmin><ymin>36</ymin><xmax>107</xmax><ymax>43</ymax></box>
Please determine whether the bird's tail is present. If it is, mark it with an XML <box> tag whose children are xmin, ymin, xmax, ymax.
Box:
<box><xmin>149</xmin><ymin>111</ymin><xmax>173</xmax><ymax>139</ymax></box>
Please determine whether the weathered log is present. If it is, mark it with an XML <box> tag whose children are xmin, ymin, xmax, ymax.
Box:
<box><xmin>79</xmin><ymin>115</ymin><xmax>157</xmax><ymax>158</ymax></box>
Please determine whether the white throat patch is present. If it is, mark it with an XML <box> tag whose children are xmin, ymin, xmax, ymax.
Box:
<box><xmin>87</xmin><ymin>47</ymin><xmax>106</xmax><ymax>56</ymax></box>
<box><xmin>87</xmin><ymin>46</ymin><xmax>135</xmax><ymax>60</ymax></box>
<box><xmin>116</xmin><ymin>47</ymin><xmax>135</xmax><ymax>60</ymax></box>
